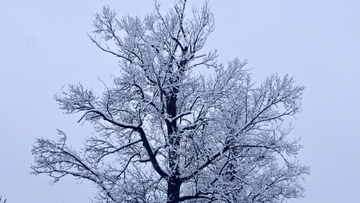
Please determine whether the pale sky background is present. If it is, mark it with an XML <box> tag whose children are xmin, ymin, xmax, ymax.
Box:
<box><xmin>0</xmin><ymin>0</ymin><xmax>359</xmax><ymax>202</ymax></box>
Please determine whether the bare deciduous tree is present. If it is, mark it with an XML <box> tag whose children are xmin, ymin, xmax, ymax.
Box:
<box><xmin>31</xmin><ymin>1</ymin><xmax>309</xmax><ymax>202</ymax></box>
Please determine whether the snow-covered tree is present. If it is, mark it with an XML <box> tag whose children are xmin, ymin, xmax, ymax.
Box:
<box><xmin>31</xmin><ymin>1</ymin><xmax>309</xmax><ymax>202</ymax></box>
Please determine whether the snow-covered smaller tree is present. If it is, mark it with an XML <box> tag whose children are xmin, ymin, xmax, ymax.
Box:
<box><xmin>31</xmin><ymin>1</ymin><xmax>309</xmax><ymax>202</ymax></box>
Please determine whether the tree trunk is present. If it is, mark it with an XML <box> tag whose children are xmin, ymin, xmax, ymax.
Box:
<box><xmin>167</xmin><ymin>173</ymin><xmax>181</xmax><ymax>203</ymax></box>
<box><xmin>166</xmin><ymin>85</ymin><xmax>181</xmax><ymax>203</ymax></box>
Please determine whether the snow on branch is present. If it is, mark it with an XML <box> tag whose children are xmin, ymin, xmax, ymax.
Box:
<box><xmin>78</xmin><ymin>109</ymin><xmax>139</xmax><ymax>129</ymax></box>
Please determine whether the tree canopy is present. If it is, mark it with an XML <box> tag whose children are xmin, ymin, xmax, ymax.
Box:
<box><xmin>31</xmin><ymin>1</ymin><xmax>309</xmax><ymax>202</ymax></box>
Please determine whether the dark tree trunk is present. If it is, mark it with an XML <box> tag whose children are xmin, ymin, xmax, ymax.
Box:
<box><xmin>167</xmin><ymin>173</ymin><xmax>181</xmax><ymax>203</ymax></box>
<box><xmin>166</xmin><ymin>84</ymin><xmax>182</xmax><ymax>203</ymax></box>
<box><xmin>167</xmin><ymin>128</ymin><xmax>181</xmax><ymax>203</ymax></box>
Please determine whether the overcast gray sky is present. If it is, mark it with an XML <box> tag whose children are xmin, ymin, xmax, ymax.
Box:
<box><xmin>1</xmin><ymin>0</ymin><xmax>359</xmax><ymax>202</ymax></box>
